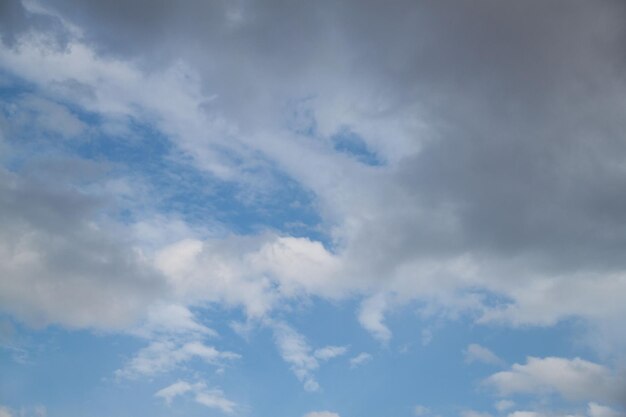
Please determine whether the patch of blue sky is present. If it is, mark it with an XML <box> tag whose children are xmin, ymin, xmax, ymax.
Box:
<box><xmin>0</xmin><ymin>82</ymin><xmax>324</xmax><ymax>241</ymax></box>
<box><xmin>0</xmin><ymin>70</ymin><xmax>34</xmax><ymax>96</ymax></box>
<box><xmin>0</xmin><ymin>317</ymin><xmax>142</xmax><ymax>417</ymax></box>
<box><xmin>284</xmin><ymin>96</ymin><xmax>318</xmax><ymax>137</ymax></box>
<box><xmin>1</xmin><ymin>294</ymin><xmax>589</xmax><ymax>417</ymax></box>
<box><xmin>331</xmin><ymin>127</ymin><xmax>384</xmax><ymax>167</ymax></box>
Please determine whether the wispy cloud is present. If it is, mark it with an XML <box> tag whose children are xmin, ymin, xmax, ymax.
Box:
<box><xmin>155</xmin><ymin>380</ymin><xmax>237</xmax><ymax>413</ymax></box>
<box><xmin>349</xmin><ymin>352</ymin><xmax>372</xmax><ymax>368</ymax></box>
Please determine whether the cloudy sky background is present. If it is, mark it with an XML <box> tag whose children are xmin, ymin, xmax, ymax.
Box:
<box><xmin>1</xmin><ymin>0</ymin><xmax>626</xmax><ymax>416</ymax></box>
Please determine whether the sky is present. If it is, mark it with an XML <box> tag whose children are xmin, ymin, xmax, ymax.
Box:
<box><xmin>1</xmin><ymin>0</ymin><xmax>626</xmax><ymax>416</ymax></box>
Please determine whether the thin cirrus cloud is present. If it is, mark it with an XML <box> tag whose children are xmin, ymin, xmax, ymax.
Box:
<box><xmin>464</xmin><ymin>344</ymin><xmax>505</xmax><ymax>367</ymax></box>
<box><xmin>155</xmin><ymin>380</ymin><xmax>237</xmax><ymax>414</ymax></box>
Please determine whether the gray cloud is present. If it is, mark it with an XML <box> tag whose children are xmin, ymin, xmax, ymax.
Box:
<box><xmin>0</xmin><ymin>162</ymin><xmax>165</xmax><ymax>329</ymax></box>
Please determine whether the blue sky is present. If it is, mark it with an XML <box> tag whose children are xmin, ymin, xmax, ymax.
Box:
<box><xmin>1</xmin><ymin>1</ymin><xmax>626</xmax><ymax>417</ymax></box>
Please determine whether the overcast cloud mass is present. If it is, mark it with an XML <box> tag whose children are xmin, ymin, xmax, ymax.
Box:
<box><xmin>1</xmin><ymin>1</ymin><xmax>626</xmax><ymax>416</ymax></box>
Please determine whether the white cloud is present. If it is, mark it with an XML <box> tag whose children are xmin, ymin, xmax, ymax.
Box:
<box><xmin>506</xmin><ymin>412</ymin><xmax>544</xmax><ymax>417</ymax></box>
<box><xmin>195</xmin><ymin>389</ymin><xmax>237</xmax><ymax>414</ymax></box>
<box><xmin>155</xmin><ymin>380</ymin><xmax>236</xmax><ymax>413</ymax></box>
<box><xmin>132</xmin><ymin>304</ymin><xmax>217</xmax><ymax>339</ymax></box>
<box><xmin>414</xmin><ymin>405</ymin><xmax>430</xmax><ymax>416</ymax></box>
<box><xmin>0</xmin><ymin>406</ymin><xmax>12</xmax><ymax>417</ymax></box>
<box><xmin>0</xmin><ymin>405</ymin><xmax>46</xmax><ymax>417</ymax></box>
<box><xmin>358</xmin><ymin>294</ymin><xmax>391</xmax><ymax>343</ymax></box>
<box><xmin>271</xmin><ymin>322</ymin><xmax>320</xmax><ymax>392</ymax></box>
<box><xmin>462</xmin><ymin>411</ymin><xmax>493</xmax><ymax>417</ymax></box>
<box><xmin>270</xmin><ymin>323</ymin><xmax>349</xmax><ymax>391</ymax></box>
<box><xmin>486</xmin><ymin>357</ymin><xmax>626</xmax><ymax>405</ymax></box>
<box><xmin>154</xmin><ymin>235</ymin><xmax>342</xmax><ymax>319</ymax></box>
<box><xmin>499</xmin><ymin>403</ymin><xmax>625</xmax><ymax>417</ymax></box>
<box><xmin>314</xmin><ymin>345</ymin><xmax>348</xmax><ymax>361</ymax></box>
<box><xmin>494</xmin><ymin>400</ymin><xmax>516</xmax><ymax>412</ymax></box>
<box><xmin>465</xmin><ymin>344</ymin><xmax>505</xmax><ymax>366</ymax></box>
<box><xmin>303</xmin><ymin>412</ymin><xmax>341</xmax><ymax>417</ymax></box>
<box><xmin>349</xmin><ymin>352</ymin><xmax>372</xmax><ymax>368</ymax></box>
<box><xmin>115</xmin><ymin>340</ymin><xmax>239</xmax><ymax>379</ymax></box>
<box><xmin>155</xmin><ymin>380</ymin><xmax>195</xmax><ymax>405</ymax></box>
<box><xmin>587</xmin><ymin>403</ymin><xmax>623</xmax><ymax>417</ymax></box>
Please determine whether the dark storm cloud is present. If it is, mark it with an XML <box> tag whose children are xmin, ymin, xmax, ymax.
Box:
<box><xmin>17</xmin><ymin>0</ymin><xmax>626</xmax><ymax>269</ymax></box>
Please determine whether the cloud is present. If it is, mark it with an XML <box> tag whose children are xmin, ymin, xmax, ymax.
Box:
<box><xmin>131</xmin><ymin>304</ymin><xmax>217</xmax><ymax>339</ymax></box>
<box><xmin>465</xmin><ymin>344</ymin><xmax>505</xmax><ymax>367</ymax></box>
<box><xmin>155</xmin><ymin>380</ymin><xmax>195</xmax><ymax>405</ymax></box>
<box><xmin>0</xmin><ymin>164</ymin><xmax>165</xmax><ymax>330</ymax></box>
<box><xmin>500</xmin><ymin>403</ymin><xmax>626</xmax><ymax>417</ymax></box>
<box><xmin>486</xmin><ymin>356</ymin><xmax>626</xmax><ymax>406</ymax></box>
<box><xmin>358</xmin><ymin>294</ymin><xmax>391</xmax><ymax>343</ymax></box>
<box><xmin>494</xmin><ymin>400</ymin><xmax>516</xmax><ymax>412</ymax></box>
<box><xmin>154</xmin><ymin>235</ymin><xmax>342</xmax><ymax>318</ymax></box>
<box><xmin>349</xmin><ymin>352</ymin><xmax>372</xmax><ymax>368</ymax></box>
<box><xmin>195</xmin><ymin>389</ymin><xmax>237</xmax><ymax>414</ymax></box>
<box><xmin>414</xmin><ymin>405</ymin><xmax>430</xmax><ymax>416</ymax></box>
<box><xmin>587</xmin><ymin>403</ymin><xmax>623</xmax><ymax>417</ymax></box>
<box><xmin>1</xmin><ymin>94</ymin><xmax>86</xmax><ymax>140</ymax></box>
<box><xmin>2</xmin><ymin>0</ymin><xmax>626</xmax><ymax>395</ymax></box>
<box><xmin>271</xmin><ymin>322</ymin><xmax>320</xmax><ymax>392</ymax></box>
<box><xmin>314</xmin><ymin>345</ymin><xmax>348</xmax><ymax>361</ymax></box>
<box><xmin>506</xmin><ymin>412</ymin><xmax>544</xmax><ymax>417</ymax></box>
<box><xmin>303</xmin><ymin>412</ymin><xmax>341</xmax><ymax>417</ymax></box>
<box><xmin>155</xmin><ymin>380</ymin><xmax>236</xmax><ymax>414</ymax></box>
<box><xmin>115</xmin><ymin>340</ymin><xmax>239</xmax><ymax>379</ymax></box>
<box><xmin>0</xmin><ymin>405</ymin><xmax>45</xmax><ymax>417</ymax></box>
<box><xmin>0</xmin><ymin>406</ymin><xmax>12</xmax><ymax>417</ymax></box>
<box><xmin>462</xmin><ymin>411</ymin><xmax>493</xmax><ymax>417</ymax></box>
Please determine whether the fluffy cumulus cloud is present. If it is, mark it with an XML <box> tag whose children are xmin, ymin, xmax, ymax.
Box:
<box><xmin>486</xmin><ymin>357</ymin><xmax>626</xmax><ymax>406</ymax></box>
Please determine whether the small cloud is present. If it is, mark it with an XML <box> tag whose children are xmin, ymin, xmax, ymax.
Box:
<box><xmin>303</xmin><ymin>412</ymin><xmax>341</xmax><ymax>417</ymax></box>
<box><xmin>462</xmin><ymin>411</ymin><xmax>493</xmax><ymax>417</ymax></box>
<box><xmin>155</xmin><ymin>380</ymin><xmax>195</xmax><ymax>405</ymax></box>
<box><xmin>155</xmin><ymin>380</ymin><xmax>236</xmax><ymax>414</ymax></box>
<box><xmin>115</xmin><ymin>340</ymin><xmax>240</xmax><ymax>379</ymax></box>
<box><xmin>271</xmin><ymin>321</ymin><xmax>320</xmax><ymax>391</ymax></box>
<box><xmin>314</xmin><ymin>345</ymin><xmax>348</xmax><ymax>361</ymax></box>
<box><xmin>358</xmin><ymin>295</ymin><xmax>391</xmax><ymax>343</ymax></box>
<box><xmin>421</xmin><ymin>329</ymin><xmax>433</xmax><ymax>346</ymax></box>
<box><xmin>588</xmin><ymin>402</ymin><xmax>622</xmax><ymax>417</ymax></box>
<box><xmin>0</xmin><ymin>406</ymin><xmax>13</xmax><ymax>417</ymax></box>
<box><xmin>195</xmin><ymin>389</ymin><xmax>237</xmax><ymax>414</ymax></box>
<box><xmin>464</xmin><ymin>344</ymin><xmax>505</xmax><ymax>366</ymax></box>
<box><xmin>349</xmin><ymin>352</ymin><xmax>372</xmax><ymax>368</ymax></box>
<box><xmin>494</xmin><ymin>400</ymin><xmax>515</xmax><ymax>412</ymax></box>
<box><xmin>414</xmin><ymin>405</ymin><xmax>430</xmax><ymax>416</ymax></box>
<box><xmin>506</xmin><ymin>412</ymin><xmax>542</xmax><ymax>417</ymax></box>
